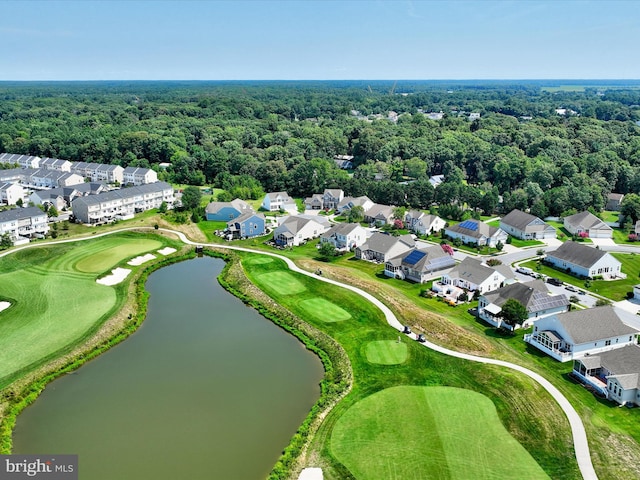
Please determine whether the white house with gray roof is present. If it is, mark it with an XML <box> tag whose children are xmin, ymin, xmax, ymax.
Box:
<box><xmin>29</xmin><ymin>170</ymin><xmax>84</xmax><ymax>189</ymax></box>
<box><xmin>39</xmin><ymin>157</ymin><xmax>72</xmax><ymax>172</ymax></box>
<box><xmin>261</xmin><ymin>191</ymin><xmax>297</xmax><ymax>213</ymax></box>
<box><xmin>524</xmin><ymin>306</ymin><xmax>639</xmax><ymax>362</ymax></box>
<box><xmin>364</xmin><ymin>204</ymin><xmax>395</xmax><ymax>225</ymax></box>
<box><xmin>404</xmin><ymin>211</ymin><xmax>445</xmax><ymax>236</ymax></box>
<box><xmin>500</xmin><ymin>209</ymin><xmax>556</xmax><ymax>240</ymax></box>
<box><xmin>573</xmin><ymin>345</ymin><xmax>640</xmax><ymax>405</ymax></box>
<box><xmin>273</xmin><ymin>215</ymin><xmax>330</xmax><ymax>247</ymax></box>
<box><xmin>320</xmin><ymin>223</ymin><xmax>367</xmax><ymax>251</ymax></box>
<box><xmin>384</xmin><ymin>245</ymin><xmax>455</xmax><ymax>283</ymax></box>
<box><xmin>478</xmin><ymin>279</ymin><xmax>569</xmax><ymax>331</ymax></box>
<box><xmin>445</xmin><ymin>219</ymin><xmax>507</xmax><ymax>248</ymax></box>
<box><xmin>322</xmin><ymin>189</ymin><xmax>344</xmax><ymax>210</ymax></box>
<box><xmin>71</xmin><ymin>182</ymin><xmax>174</xmax><ymax>224</ymax></box>
<box><xmin>122</xmin><ymin>166</ymin><xmax>158</xmax><ymax>185</ymax></box>
<box><xmin>355</xmin><ymin>232</ymin><xmax>415</xmax><ymax>263</ymax></box>
<box><xmin>336</xmin><ymin>196</ymin><xmax>374</xmax><ymax>215</ymax></box>
<box><xmin>0</xmin><ymin>182</ymin><xmax>25</xmax><ymax>206</ymax></box>
<box><xmin>0</xmin><ymin>206</ymin><xmax>49</xmax><ymax>241</ymax></box>
<box><xmin>0</xmin><ymin>153</ymin><xmax>40</xmax><ymax>169</ymax></box>
<box><xmin>564</xmin><ymin>211</ymin><xmax>612</xmax><ymax>238</ymax></box>
<box><xmin>545</xmin><ymin>241</ymin><xmax>622</xmax><ymax>279</ymax></box>
<box><xmin>437</xmin><ymin>257</ymin><xmax>513</xmax><ymax>294</ymax></box>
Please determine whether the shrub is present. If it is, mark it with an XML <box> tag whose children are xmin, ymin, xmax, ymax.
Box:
<box><xmin>628</xmin><ymin>233</ymin><xmax>638</xmax><ymax>242</ymax></box>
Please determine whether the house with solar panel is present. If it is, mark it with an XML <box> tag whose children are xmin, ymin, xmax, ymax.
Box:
<box><xmin>500</xmin><ymin>209</ymin><xmax>556</xmax><ymax>240</ymax></box>
<box><xmin>355</xmin><ymin>232</ymin><xmax>415</xmax><ymax>263</ymax></box>
<box><xmin>404</xmin><ymin>211</ymin><xmax>446</xmax><ymax>236</ymax></box>
<box><xmin>524</xmin><ymin>306</ymin><xmax>639</xmax><ymax>362</ymax></box>
<box><xmin>572</xmin><ymin>345</ymin><xmax>640</xmax><ymax>405</ymax></box>
<box><xmin>545</xmin><ymin>241</ymin><xmax>622</xmax><ymax>279</ymax></box>
<box><xmin>444</xmin><ymin>219</ymin><xmax>507</xmax><ymax>248</ymax></box>
<box><xmin>433</xmin><ymin>257</ymin><xmax>514</xmax><ymax>299</ymax></box>
<box><xmin>477</xmin><ymin>279</ymin><xmax>569</xmax><ymax>331</ymax></box>
<box><xmin>384</xmin><ymin>245</ymin><xmax>455</xmax><ymax>283</ymax></box>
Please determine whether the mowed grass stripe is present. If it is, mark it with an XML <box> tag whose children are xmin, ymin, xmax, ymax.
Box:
<box><xmin>255</xmin><ymin>271</ymin><xmax>306</xmax><ymax>295</ymax></box>
<box><xmin>331</xmin><ymin>386</ymin><xmax>450</xmax><ymax>480</ymax></box>
<box><xmin>424</xmin><ymin>387</ymin><xmax>549</xmax><ymax>479</ymax></box>
<box><xmin>365</xmin><ymin>340</ymin><xmax>408</xmax><ymax>365</ymax></box>
<box><xmin>298</xmin><ymin>298</ymin><xmax>351</xmax><ymax>323</ymax></box>
<box><xmin>73</xmin><ymin>239</ymin><xmax>163</xmax><ymax>273</ymax></box>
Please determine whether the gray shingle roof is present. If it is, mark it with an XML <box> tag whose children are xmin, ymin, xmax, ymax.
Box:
<box><xmin>360</xmin><ymin>232</ymin><xmax>414</xmax><ymax>255</ymax></box>
<box><xmin>447</xmin><ymin>257</ymin><xmax>499</xmax><ymax>284</ymax></box>
<box><xmin>0</xmin><ymin>206</ymin><xmax>46</xmax><ymax>223</ymax></box>
<box><xmin>546</xmin><ymin>241</ymin><xmax>614</xmax><ymax>269</ymax></box>
<box><xmin>72</xmin><ymin>182</ymin><xmax>172</xmax><ymax>208</ymax></box>
<box><xmin>565</xmin><ymin>211</ymin><xmax>611</xmax><ymax>232</ymax></box>
<box><xmin>386</xmin><ymin>245</ymin><xmax>454</xmax><ymax>271</ymax></box>
<box><xmin>555</xmin><ymin>306</ymin><xmax>638</xmax><ymax>344</ymax></box>
<box><xmin>446</xmin><ymin>219</ymin><xmax>497</xmax><ymax>239</ymax></box>
<box><xmin>321</xmin><ymin>223</ymin><xmax>362</xmax><ymax>238</ymax></box>
<box><xmin>483</xmin><ymin>280</ymin><xmax>569</xmax><ymax>313</ymax></box>
<box><xmin>580</xmin><ymin>345</ymin><xmax>640</xmax><ymax>390</ymax></box>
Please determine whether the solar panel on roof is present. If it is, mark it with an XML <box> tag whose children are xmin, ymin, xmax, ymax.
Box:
<box><xmin>404</xmin><ymin>250</ymin><xmax>427</xmax><ymax>265</ymax></box>
<box><xmin>459</xmin><ymin>220</ymin><xmax>479</xmax><ymax>231</ymax></box>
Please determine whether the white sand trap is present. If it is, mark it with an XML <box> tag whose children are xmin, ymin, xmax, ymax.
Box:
<box><xmin>0</xmin><ymin>301</ymin><xmax>11</xmax><ymax>313</ymax></box>
<box><xmin>298</xmin><ymin>468</ymin><xmax>323</xmax><ymax>480</ymax></box>
<box><xmin>127</xmin><ymin>253</ymin><xmax>156</xmax><ymax>266</ymax></box>
<box><xmin>157</xmin><ymin>247</ymin><xmax>177</xmax><ymax>255</ymax></box>
<box><xmin>97</xmin><ymin>268</ymin><xmax>131</xmax><ymax>286</ymax></box>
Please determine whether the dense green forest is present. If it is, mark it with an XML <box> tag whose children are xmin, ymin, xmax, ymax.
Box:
<box><xmin>2</xmin><ymin>80</ymin><xmax>640</xmax><ymax>216</ymax></box>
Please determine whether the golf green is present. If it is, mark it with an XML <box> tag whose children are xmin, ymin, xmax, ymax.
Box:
<box><xmin>244</xmin><ymin>256</ymin><xmax>274</xmax><ymax>265</ymax></box>
<box><xmin>74</xmin><ymin>238</ymin><xmax>163</xmax><ymax>273</ymax></box>
<box><xmin>331</xmin><ymin>386</ymin><xmax>549</xmax><ymax>480</ymax></box>
<box><xmin>298</xmin><ymin>298</ymin><xmax>351</xmax><ymax>323</ymax></box>
<box><xmin>256</xmin><ymin>271</ymin><xmax>306</xmax><ymax>295</ymax></box>
<box><xmin>365</xmin><ymin>340</ymin><xmax>408</xmax><ymax>364</ymax></box>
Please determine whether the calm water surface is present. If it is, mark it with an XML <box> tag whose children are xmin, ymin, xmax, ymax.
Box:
<box><xmin>13</xmin><ymin>257</ymin><xmax>323</xmax><ymax>479</ymax></box>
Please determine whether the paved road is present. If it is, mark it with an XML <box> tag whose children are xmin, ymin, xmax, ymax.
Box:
<box><xmin>2</xmin><ymin>227</ymin><xmax>599</xmax><ymax>480</ymax></box>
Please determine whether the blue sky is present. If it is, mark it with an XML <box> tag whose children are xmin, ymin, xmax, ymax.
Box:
<box><xmin>0</xmin><ymin>0</ymin><xmax>638</xmax><ymax>80</ymax></box>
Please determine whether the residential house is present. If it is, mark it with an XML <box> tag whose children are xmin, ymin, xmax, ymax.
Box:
<box><xmin>28</xmin><ymin>170</ymin><xmax>84</xmax><ymax>189</ymax></box>
<box><xmin>226</xmin><ymin>212</ymin><xmax>266</xmax><ymax>239</ymax></box>
<box><xmin>71</xmin><ymin>182</ymin><xmax>174</xmax><ymax>224</ymax></box>
<box><xmin>0</xmin><ymin>182</ymin><xmax>25</xmax><ymax>206</ymax></box>
<box><xmin>564</xmin><ymin>211</ymin><xmax>612</xmax><ymax>238</ymax></box>
<box><xmin>384</xmin><ymin>245</ymin><xmax>455</xmax><ymax>283</ymax></box>
<box><xmin>122</xmin><ymin>166</ymin><xmax>158</xmax><ymax>185</ymax></box>
<box><xmin>70</xmin><ymin>161</ymin><xmax>101</xmax><ymax>179</ymax></box>
<box><xmin>0</xmin><ymin>206</ymin><xmax>49</xmax><ymax>241</ymax></box>
<box><xmin>572</xmin><ymin>345</ymin><xmax>640</xmax><ymax>405</ymax></box>
<box><xmin>500</xmin><ymin>209</ymin><xmax>556</xmax><ymax>240</ymax></box>
<box><xmin>319</xmin><ymin>223</ymin><xmax>367</xmax><ymax>251</ymax></box>
<box><xmin>322</xmin><ymin>189</ymin><xmax>344</xmax><ymax>210</ymax></box>
<box><xmin>273</xmin><ymin>215</ymin><xmax>330</xmax><ymax>247</ymax></box>
<box><xmin>478</xmin><ymin>279</ymin><xmax>569</xmax><ymax>331</ymax></box>
<box><xmin>205</xmin><ymin>199</ymin><xmax>253</xmax><ymax>221</ymax></box>
<box><xmin>333</xmin><ymin>155</ymin><xmax>354</xmax><ymax>170</ymax></box>
<box><xmin>304</xmin><ymin>194</ymin><xmax>324</xmax><ymax>210</ymax></box>
<box><xmin>336</xmin><ymin>196</ymin><xmax>374</xmax><ymax>215</ymax></box>
<box><xmin>364</xmin><ymin>204</ymin><xmax>395</xmax><ymax>225</ymax></box>
<box><xmin>29</xmin><ymin>190</ymin><xmax>66</xmax><ymax>212</ymax></box>
<box><xmin>524</xmin><ymin>306</ymin><xmax>639</xmax><ymax>362</ymax></box>
<box><xmin>0</xmin><ymin>153</ymin><xmax>40</xmax><ymax>169</ymax></box>
<box><xmin>39</xmin><ymin>157</ymin><xmax>72</xmax><ymax>172</ymax></box>
<box><xmin>0</xmin><ymin>168</ymin><xmax>29</xmax><ymax>184</ymax></box>
<box><xmin>355</xmin><ymin>232</ymin><xmax>415</xmax><ymax>263</ymax></box>
<box><xmin>30</xmin><ymin>183</ymin><xmax>108</xmax><ymax>210</ymax></box>
<box><xmin>405</xmin><ymin>211</ymin><xmax>445</xmax><ymax>236</ymax></box>
<box><xmin>606</xmin><ymin>193</ymin><xmax>624</xmax><ymax>211</ymax></box>
<box><xmin>428</xmin><ymin>175</ymin><xmax>444</xmax><ymax>187</ymax></box>
<box><xmin>435</xmin><ymin>257</ymin><xmax>512</xmax><ymax>296</ymax></box>
<box><xmin>445</xmin><ymin>219</ymin><xmax>508</xmax><ymax>248</ymax></box>
<box><xmin>261</xmin><ymin>191</ymin><xmax>297</xmax><ymax>213</ymax></box>
<box><xmin>634</xmin><ymin>220</ymin><xmax>640</xmax><ymax>236</ymax></box>
<box><xmin>94</xmin><ymin>164</ymin><xmax>124</xmax><ymax>184</ymax></box>
<box><xmin>545</xmin><ymin>241</ymin><xmax>622</xmax><ymax>279</ymax></box>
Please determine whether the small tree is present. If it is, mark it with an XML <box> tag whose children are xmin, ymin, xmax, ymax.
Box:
<box><xmin>486</xmin><ymin>259</ymin><xmax>502</xmax><ymax>267</ymax></box>
<box><xmin>317</xmin><ymin>241</ymin><xmax>337</xmax><ymax>261</ymax></box>
<box><xmin>499</xmin><ymin>299</ymin><xmax>528</xmax><ymax>329</ymax></box>
<box><xmin>181</xmin><ymin>186</ymin><xmax>202</xmax><ymax>211</ymax></box>
<box><xmin>0</xmin><ymin>233</ymin><xmax>12</xmax><ymax>250</ymax></box>
<box><xmin>16</xmin><ymin>198</ymin><xmax>23</xmax><ymax>207</ymax></box>
<box><xmin>495</xmin><ymin>240</ymin><xmax>504</xmax><ymax>252</ymax></box>
<box><xmin>595</xmin><ymin>298</ymin><xmax>611</xmax><ymax>307</ymax></box>
<box><xmin>158</xmin><ymin>201</ymin><xmax>168</xmax><ymax>214</ymax></box>
<box><xmin>347</xmin><ymin>206</ymin><xmax>365</xmax><ymax>223</ymax></box>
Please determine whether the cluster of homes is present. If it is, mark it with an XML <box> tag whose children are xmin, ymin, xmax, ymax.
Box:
<box><xmin>0</xmin><ymin>152</ymin><xmax>172</xmax><ymax>241</ymax></box>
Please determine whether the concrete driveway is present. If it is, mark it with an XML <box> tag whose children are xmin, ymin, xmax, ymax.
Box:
<box><xmin>590</xmin><ymin>237</ymin><xmax>616</xmax><ymax>248</ymax></box>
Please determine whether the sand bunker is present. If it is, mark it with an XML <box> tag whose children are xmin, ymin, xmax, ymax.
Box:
<box><xmin>157</xmin><ymin>247</ymin><xmax>177</xmax><ymax>255</ymax></box>
<box><xmin>97</xmin><ymin>268</ymin><xmax>131</xmax><ymax>286</ymax></box>
<box><xmin>0</xmin><ymin>301</ymin><xmax>11</xmax><ymax>313</ymax></box>
<box><xmin>127</xmin><ymin>253</ymin><xmax>156</xmax><ymax>266</ymax></box>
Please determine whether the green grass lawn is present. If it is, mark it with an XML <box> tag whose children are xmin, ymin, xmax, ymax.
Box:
<box><xmin>331</xmin><ymin>386</ymin><xmax>549</xmax><ymax>480</ymax></box>
<box><xmin>240</xmin><ymin>253</ymin><xmax>580</xmax><ymax>479</ymax></box>
<box><xmin>545</xmin><ymin>221</ymin><xmax>593</xmax><ymax>244</ymax></box>
<box><xmin>0</xmin><ymin>233</ymin><xmax>176</xmax><ymax>388</ymax></box>
<box><xmin>256</xmin><ymin>271</ymin><xmax>307</xmax><ymax>295</ymax></box>
<box><xmin>510</xmin><ymin>237</ymin><xmax>544</xmax><ymax>248</ymax></box>
<box><xmin>298</xmin><ymin>298</ymin><xmax>351</xmax><ymax>322</ymax></box>
<box><xmin>364</xmin><ymin>340</ymin><xmax>408</xmax><ymax>365</ymax></box>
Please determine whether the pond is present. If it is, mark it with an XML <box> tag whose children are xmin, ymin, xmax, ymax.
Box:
<box><xmin>13</xmin><ymin>256</ymin><xmax>324</xmax><ymax>479</ymax></box>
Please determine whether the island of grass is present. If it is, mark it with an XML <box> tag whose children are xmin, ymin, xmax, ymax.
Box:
<box><xmin>331</xmin><ymin>386</ymin><xmax>549</xmax><ymax>480</ymax></box>
<box><xmin>0</xmin><ymin>233</ymin><xmax>173</xmax><ymax>388</ymax></box>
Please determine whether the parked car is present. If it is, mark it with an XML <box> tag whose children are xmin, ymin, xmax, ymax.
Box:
<box><xmin>516</xmin><ymin>266</ymin><xmax>534</xmax><ymax>276</ymax></box>
<box><xmin>547</xmin><ymin>277</ymin><xmax>563</xmax><ymax>286</ymax></box>
<box><xmin>578</xmin><ymin>290</ymin><xmax>586</xmax><ymax>295</ymax></box>
<box><xmin>565</xmin><ymin>285</ymin><xmax>577</xmax><ymax>293</ymax></box>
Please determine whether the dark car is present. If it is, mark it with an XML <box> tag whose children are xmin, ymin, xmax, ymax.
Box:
<box><xmin>416</xmin><ymin>334</ymin><xmax>426</xmax><ymax>343</ymax></box>
<box><xmin>547</xmin><ymin>277</ymin><xmax>563</xmax><ymax>286</ymax></box>
<box><xmin>403</xmin><ymin>325</ymin><xmax>412</xmax><ymax>334</ymax></box>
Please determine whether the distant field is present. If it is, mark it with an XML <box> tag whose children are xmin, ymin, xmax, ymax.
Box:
<box><xmin>331</xmin><ymin>386</ymin><xmax>549</xmax><ymax>480</ymax></box>
<box><xmin>0</xmin><ymin>234</ymin><xmax>170</xmax><ymax>387</ymax></box>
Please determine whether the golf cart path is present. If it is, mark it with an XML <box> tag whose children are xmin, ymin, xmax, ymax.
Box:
<box><xmin>4</xmin><ymin>227</ymin><xmax>597</xmax><ymax>479</ymax></box>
